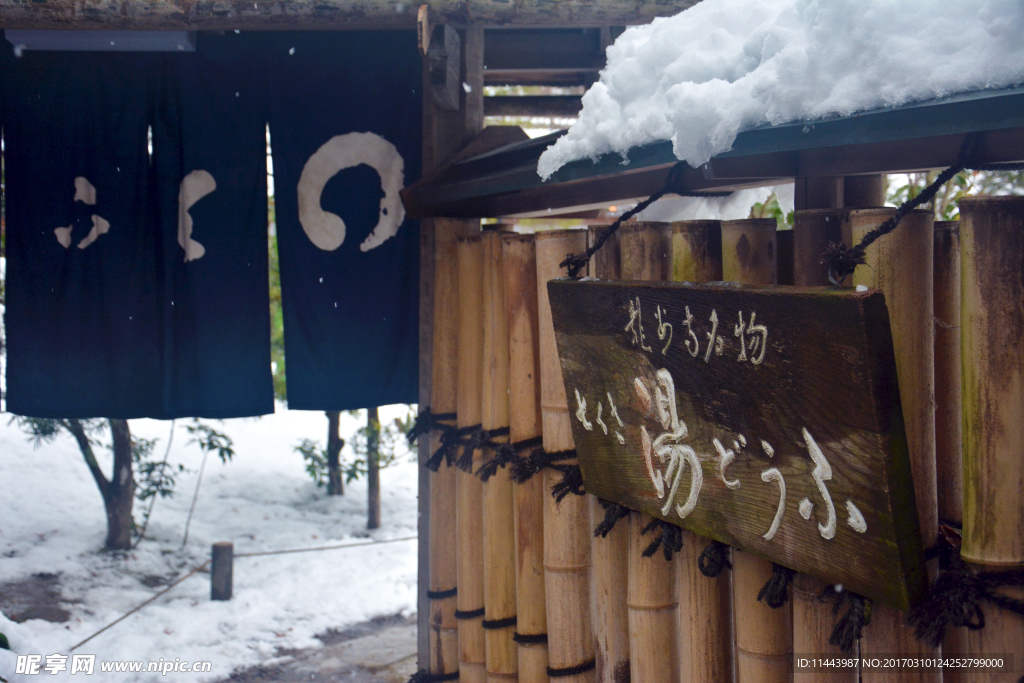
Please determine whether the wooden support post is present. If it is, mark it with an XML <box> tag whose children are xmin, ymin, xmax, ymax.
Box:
<box><xmin>211</xmin><ymin>542</ymin><xmax>233</xmax><ymax>601</ymax></box>
<box><xmin>849</xmin><ymin>208</ymin><xmax>938</xmax><ymax>683</ymax></box>
<box><xmin>722</xmin><ymin>220</ymin><xmax>791</xmax><ymax>683</ymax></box>
<box><xmin>429</xmin><ymin>220</ymin><xmax>473</xmax><ymax>679</ymax></box>
<box><xmin>587</xmin><ymin>225</ymin><xmax>630</xmax><ymax>683</ymax></box>
<box><xmin>933</xmin><ymin>219</ymin><xmax>968</xmax><ymax>680</ymax></box>
<box><xmin>791</xmin><ymin>198</ymin><xmax>856</xmax><ymax>683</ymax></box>
<box><xmin>794</xmin><ymin>177</ymin><xmax>844</xmax><ymax>212</ymax></box>
<box><xmin>482</xmin><ymin>232</ymin><xmax>519</xmax><ymax>683</ymax></box>
<box><xmin>959</xmin><ymin>196</ymin><xmax>1024</xmax><ymax>681</ymax></box>
<box><xmin>458</xmin><ymin>236</ymin><xmax>488</xmax><ymax>683</ymax></box>
<box><xmin>843</xmin><ymin>175</ymin><xmax>886</xmax><ymax>208</ymax></box>
<box><xmin>619</xmin><ymin>224</ymin><xmax>679</xmax><ymax>683</ymax></box>
<box><xmin>503</xmin><ymin>233</ymin><xmax>550</xmax><ymax>683</ymax></box>
<box><xmin>793</xmin><ymin>209</ymin><xmax>846</xmax><ymax>286</ymax></box>
<box><xmin>776</xmin><ymin>229</ymin><xmax>794</xmax><ymax>286</ymax></box>
<box><xmin>668</xmin><ymin>220</ymin><xmax>733</xmax><ymax>683</ymax></box>
<box><xmin>536</xmin><ymin>230</ymin><xmax>595</xmax><ymax>683</ymax></box>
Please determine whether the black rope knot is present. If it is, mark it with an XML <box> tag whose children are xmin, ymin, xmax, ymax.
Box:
<box><xmin>594</xmin><ymin>500</ymin><xmax>631</xmax><ymax>538</ymax></box>
<box><xmin>757</xmin><ymin>563</ymin><xmax>797</xmax><ymax>609</ymax></box>
<box><xmin>697</xmin><ymin>540</ymin><xmax>732</xmax><ymax>577</ymax></box>
<box><xmin>641</xmin><ymin>517</ymin><xmax>684</xmax><ymax>561</ymax></box>
<box><xmin>509</xmin><ymin>448</ymin><xmax>575</xmax><ymax>484</ymax></box>
<box><xmin>425</xmin><ymin>423</ymin><xmax>475</xmax><ymax>472</ymax></box>
<box><xmin>819</xmin><ymin>585</ymin><xmax>872</xmax><ymax>654</ymax></box>
<box><xmin>477</xmin><ymin>435</ymin><xmax>543</xmax><ymax>482</ymax></box>
<box><xmin>406</xmin><ymin>408</ymin><xmax>457</xmax><ymax>446</ymax></box>
<box><xmin>550</xmin><ymin>463</ymin><xmax>586</xmax><ymax>502</ymax></box>
<box><xmin>906</xmin><ymin>566</ymin><xmax>1024</xmax><ymax>648</ymax></box>
<box><xmin>408</xmin><ymin>670</ymin><xmax>459</xmax><ymax>683</ymax></box>
<box><xmin>455</xmin><ymin>425</ymin><xmax>492</xmax><ymax>473</ymax></box>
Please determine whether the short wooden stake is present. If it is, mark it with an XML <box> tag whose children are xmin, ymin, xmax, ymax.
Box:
<box><xmin>429</xmin><ymin>219</ymin><xmax>471</xmax><ymax>678</ymax></box>
<box><xmin>458</xmin><ymin>235</ymin><xmax>487</xmax><ymax>683</ymax></box>
<box><xmin>670</xmin><ymin>220</ymin><xmax>722</xmax><ymax>283</ymax></box>
<box><xmin>482</xmin><ymin>232</ymin><xmax>519</xmax><ymax>682</ymax></box>
<box><xmin>723</xmin><ymin>220</ymin><xmax>791</xmax><ymax>683</ymax></box>
<box><xmin>537</xmin><ymin>230</ymin><xmax>595</xmax><ymax>683</ymax></box>
<box><xmin>959</xmin><ymin>196</ymin><xmax>1024</xmax><ymax>680</ymax></box>
<box><xmin>619</xmin><ymin>223</ymin><xmax>679</xmax><ymax>683</ymax></box>
<box><xmin>502</xmin><ymin>233</ymin><xmax>550</xmax><ymax>682</ymax></box>
<box><xmin>211</xmin><ymin>542</ymin><xmax>233</xmax><ymax>601</ymax></box>
<box><xmin>849</xmin><ymin>208</ymin><xmax>939</xmax><ymax>683</ymax></box>
<box><xmin>587</xmin><ymin>225</ymin><xmax>630</xmax><ymax>683</ymax></box>
<box><xmin>791</xmin><ymin>209</ymin><xmax>857</xmax><ymax>683</ymax></box>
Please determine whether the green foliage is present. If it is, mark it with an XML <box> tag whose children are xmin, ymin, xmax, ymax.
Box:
<box><xmin>294</xmin><ymin>438</ymin><xmax>330</xmax><ymax>488</ymax></box>
<box><xmin>184</xmin><ymin>419</ymin><xmax>235</xmax><ymax>464</ymax></box>
<box><xmin>749</xmin><ymin>192</ymin><xmax>794</xmax><ymax>229</ymax></box>
<box><xmin>268</xmin><ymin>231</ymin><xmax>286</xmax><ymax>403</ymax></box>
<box><xmin>132</xmin><ymin>436</ymin><xmax>184</xmax><ymax>503</ymax></box>
<box><xmin>0</xmin><ymin>630</ymin><xmax>10</xmax><ymax>650</ymax></box>
<box><xmin>887</xmin><ymin>170</ymin><xmax>1024</xmax><ymax>221</ymax></box>
<box><xmin>344</xmin><ymin>407</ymin><xmax>416</xmax><ymax>483</ymax></box>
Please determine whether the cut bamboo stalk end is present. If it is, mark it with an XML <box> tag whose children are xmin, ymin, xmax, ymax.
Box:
<box><xmin>933</xmin><ymin>220</ymin><xmax>962</xmax><ymax>527</ymax></box>
<box><xmin>458</xmin><ymin>236</ymin><xmax>487</xmax><ymax>682</ymax></box>
<box><xmin>502</xmin><ymin>233</ymin><xmax>550</xmax><ymax>683</ymax></box>
<box><xmin>793</xmin><ymin>209</ymin><xmax>848</xmax><ymax>287</ymax></box>
<box><xmin>669</xmin><ymin>220</ymin><xmax>722</xmax><ymax>283</ymax></box>
<box><xmin>536</xmin><ymin>230</ymin><xmax>595</xmax><ymax>683</ymax></box>
<box><xmin>848</xmin><ymin>208</ymin><xmax>938</xmax><ymax>682</ymax></box>
<box><xmin>721</xmin><ymin>218</ymin><xmax>778</xmax><ymax>285</ymax></box>
<box><xmin>586</xmin><ymin>225</ymin><xmax>629</xmax><ymax>683</ymax></box>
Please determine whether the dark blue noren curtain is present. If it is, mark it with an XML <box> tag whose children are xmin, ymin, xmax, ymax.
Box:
<box><xmin>152</xmin><ymin>34</ymin><xmax>274</xmax><ymax>418</ymax></box>
<box><xmin>2</xmin><ymin>50</ymin><xmax>163</xmax><ymax>419</ymax></box>
<box><xmin>267</xmin><ymin>32</ymin><xmax>421</xmax><ymax>411</ymax></box>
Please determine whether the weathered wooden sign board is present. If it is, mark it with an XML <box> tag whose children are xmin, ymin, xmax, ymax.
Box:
<box><xmin>548</xmin><ymin>279</ymin><xmax>927</xmax><ymax>610</ymax></box>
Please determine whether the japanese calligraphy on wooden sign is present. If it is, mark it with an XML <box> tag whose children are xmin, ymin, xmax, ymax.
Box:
<box><xmin>548</xmin><ymin>279</ymin><xmax>927</xmax><ymax>610</ymax></box>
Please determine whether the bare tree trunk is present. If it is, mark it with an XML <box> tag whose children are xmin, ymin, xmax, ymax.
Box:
<box><xmin>367</xmin><ymin>407</ymin><xmax>381</xmax><ymax>529</ymax></box>
<box><xmin>105</xmin><ymin>419</ymin><xmax>136</xmax><ymax>550</ymax></box>
<box><xmin>325</xmin><ymin>410</ymin><xmax>344</xmax><ymax>496</ymax></box>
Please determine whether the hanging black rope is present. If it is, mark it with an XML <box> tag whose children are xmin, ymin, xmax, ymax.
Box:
<box><xmin>697</xmin><ymin>539</ymin><xmax>732</xmax><ymax>577</ymax></box>
<box><xmin>408</xmin><ymin>670</ymin><xmax>459</xmax><ymax>683</ymax></box>
<box><xmin>477</xmin><ymin>436</ymin><xmax>544</xmax><ymax>482</ymax></box>
<box><xmin>822</xmin><ymin>134</ymin><xmax>979</xmax><ymax>285</ymax></box>
<box><xmin>639</xmin><ymin>517</ymin><xmax>683</xmax><ymax>561</ymax></box>
<box><xmin>757</xmin><ymin>563</ymin><xmax>797</xmax><ymax>609</ymax></box>
<box><xmin>819</xmin><ymin>585</ymin><xmax>872</xmax><ymax>654</ymax></box>
<box><xmin>406</xmin><ymin>408</ymin><xmax>458</xmax><ymax>446</ymax></box>
<box><xmin>594</xmin><ymin>500</ymin><xmax>631</xmax><ymax>538</ymax></box>
<box><xmin>560</xmin><ymin>162</ymin><xmax>731</xmax><ymax>278</ymax></box>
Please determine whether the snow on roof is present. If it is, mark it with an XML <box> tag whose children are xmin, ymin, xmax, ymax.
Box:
<box><xmin>537</xmin><ymin>0</ymin><xmax>1024</xmax><ymax>180</ymax></box>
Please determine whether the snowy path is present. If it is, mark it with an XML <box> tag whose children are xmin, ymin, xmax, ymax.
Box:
<box><xmin>0</xmin><ymin>406</ymin><xmax>419</xmax><ymax>682</ymax></box>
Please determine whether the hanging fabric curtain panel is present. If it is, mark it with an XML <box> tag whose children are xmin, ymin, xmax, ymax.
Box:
<box><xmin>151</xmin><ymin>34</ymin><xmax>275</xmax><ymax>418</ymax></box>
<box><xmin>266</xmin><ymin>31</ymin><xmax>421</xmax><ymax>411</ymax></box>
<box><xmin>2</xmin><ymin>51</ymin><xmax>165</xmax><ymax>419</ymax></box>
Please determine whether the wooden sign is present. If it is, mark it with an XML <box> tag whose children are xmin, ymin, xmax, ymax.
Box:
<box><xmin>548</xmin><ymin>279</ymin><xmax>927</xmax><ymax>610</ymax></box>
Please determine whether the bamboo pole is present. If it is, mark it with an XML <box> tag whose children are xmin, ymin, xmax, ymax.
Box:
<box><xmin>722</xmin><ymin>220</ymin><xmax>791</xmax><ymax>683</ymax></box>
<box><xmin>586</xmin><ymin>225</ymin><xmax>630</xmax><ymax>683</ymax></box>
<box><xmin>482</xmin><ymin>232</ymin><xmax>519</xmax><ymax>683</ymax></box>
<box><xmin>429</xmin><ymin>219</ymin><xmax>473</xmax><ymax>678</ymax></box>
<box><xmin>791</xmin><ymin>208</ymin><xmax>857</xmax><ymax>683</ymax></box>
<box><xmin>536</xmin><ymin>230</ymin><xmax>595</xmax><ymax>683</ymax></box>
<box><xmin>618</xmin><ymin>223</ymin><xmax>679</xmax><ymax>683</ymax></box>
<box><xmin>958</xmin><ymin>196</ymin><xmax>1024</xmax><ymax>682</ymax></box>
<box><xmin>503</xmin><ymin>233</ymin><xmax>550</xmax><ymax>683</ymax></box>
<box><xmin>667</xmin><ymin>220</ymin><xmax>733</xmax><ymax>683</ymax></box>
<box><xmin>848</xmin><ymin>208</ymin><xmax>938</xmax><ymax>683</ymax></box>
<box><xmin>458</xmin><ymin>235</ymin><xmax>487</xmax><ymax>683</ymax></box>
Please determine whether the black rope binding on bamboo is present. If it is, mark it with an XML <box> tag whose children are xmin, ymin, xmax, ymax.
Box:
<box><xmin>822</xmin><ymin>134</ymin><xmax>980</xmax><ymax>285</ymax></box>
<box><xmin>408</xmin><ymin>670</ymin><xmax>459</xmax><ymax>683</ymax></box>
<box><xmin>426</xmin><ymin>587</ymin><xmax>457</xmax><ymax>600</ymax></box>
<box><xmin>547</xmin><ymin>659</ymin><xmax>597</xmax><ymax>678</ymax></box>
<box><xmin>482</xmin><ymin>616</ymin><xmax>518</xmax><ymax>630</ymax></box>
<box><xmin>594</xmin><ymin>499</ymin><xmax>631</xmax><ymax>538</ymax></box>
<box><xmin>454</xmin><ymin>425</ymin><xmax>510</xmax><ymax>473</ymax></box>
<box><xmin>513</xmin><ymin>632</ymin><xmax>549</xmax><ymax>645</ymax></box>
<box><xmin>560</xmin><ymin>162</ymin><xmax>731</xmax><ymax>278</ymax></box>
<box><xmin>697</xmin><ymin>539</ymin><xmax>732</xmax><ymax>577</ymax></box>
<box><xmin>477</xmin><ymin>436</ymin><xmax>544</xmax><ymax>482</ymax></box>
<box><xmin>550</xmin><ymin>463</ymin><xmax>586</xmax><ymax>502</ymax></box>
<box><xmin>406</xmin><ymin>409</ymin><xmax>458</xmax><ymax>446</ymax></box>
<box><xmin>758</xmin><ymin>563</ymin><xmax>797</xmax><ymax>609</ymax></box>
<box><xmin>640</xmin><ymin>517</ymin><xmax>683</xmax><ymax>561</ymax></box>
<box><xmin>454</xmin><ymin>607</ymin><xmax>485</xmax><ymax>620</ymax></box>
<box><xmin>425</xmin><ymin>424</ymin><xmax>478</xmax><ymax>472</ymax></box>
<box><xmin>508</xmin><ymin>448</ymin><xmax>586</xmax><ymax>502</ymax></box>
<box><xmin>819</xmin><ymin>585</ymin><xmax>872</xmax><ymax>654</ymax></box>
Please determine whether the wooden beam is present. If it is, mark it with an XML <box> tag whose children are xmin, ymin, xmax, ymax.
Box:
<box><xmin>0</xmin><ymin>0</ymin><xmax>698</xmax><ymax>30</ymax></box>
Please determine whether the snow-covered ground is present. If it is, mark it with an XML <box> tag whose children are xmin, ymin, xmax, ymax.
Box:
<box><xmin>0</xmin><ymin>405</ymin><xmax>419</xmax><ymax>682</ymax></box>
